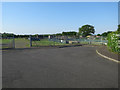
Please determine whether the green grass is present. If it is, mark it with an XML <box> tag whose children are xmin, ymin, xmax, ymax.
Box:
<box><xmin>15</xmin><ymin>38</ymin><xmax>30</xmax><ymax>48</ymax></box>
<box><xmin>0</xmin><ymin>39</ymin><xmax>14</xmax><ymax>49</ymax></box>
<box><xmin>1</xmin><ymin>38</ymin><xmax>29</xmax><ymax>49</ymax></box>
<box><xmin>0</xmin><ymin>39</ymin><xmax>13</xmax><ymax>44</ymax></box>
<box><xmin>79</xmin><ymin>41</ymin><xmax>89</xmax><ymax>44</ymax></box>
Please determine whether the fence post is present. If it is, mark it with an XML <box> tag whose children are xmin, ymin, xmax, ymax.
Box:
<box><xmin>13</xmin><ymin>35</ymin><xmax>15</xmax><ymax>48</ymax></box>
<box><xmin>54</xmin><ymin>35</ymin><xmax>55</xmax><ymax>46</ymax></box>
<box><xmin>89</xmin><ymin>41</ymin><xmax>91</xmax><ymax>44</ymax></box>
<box><xmin>30</xmin><ymin>35</ymin><xmax>32</xmax><ymax>47</ymax></box>
<box><xmin>101</xmin><ymin>36</ymin><xmax>103</xmax><ymax>45</ymax></box>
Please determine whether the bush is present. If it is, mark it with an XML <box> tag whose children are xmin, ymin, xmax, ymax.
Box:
<box><xmin>107</xmin><ymin>31</ymin><xmax>120</xmax><ymax>53</ymax></box>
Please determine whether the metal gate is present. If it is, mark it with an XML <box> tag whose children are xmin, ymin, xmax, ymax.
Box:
<box><xmin>1</xmin><ymin>36</ymin><xmax>15</xmax><ymax>49</ymax></box>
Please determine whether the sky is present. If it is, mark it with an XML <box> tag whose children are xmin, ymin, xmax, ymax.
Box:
<box><xmin>1</xmin><ymin>0</ymin><xmax>120</xmax><ymax>2</ymax></box>
<box><xmin>118</xmin><ymin>1</ymin><xmax>120</xmax><ymax>24</ymax></box>
<box><xmin>2</xmin><ymin>2</ymin><xmax>118</xmax><ymax>35</ymax></box>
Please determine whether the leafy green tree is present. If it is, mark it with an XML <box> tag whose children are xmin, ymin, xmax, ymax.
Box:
<box><xmin>107</xmin><ymin>31</ymin><xmax>120</xmax><ymax>53</ymax></box>
<box><xmin>62</xmin><ymin>31</ymin><xmax>77</xmax><ymax>36</ymax></box>
<box><xmin>2</xmin><ymin>32</ymin><xmax>14</xmax><ymax>37</ymax></box>
<box><xmin>56</xmin><ymin>33</ymin><xmax>62</xmax><ymax>36</ymax></box>
<box><xmin>79</xmin><ymin>25</ymin><xmax>95</xmax><ymax>37</ymax></box>
<box><xmin>117</xmin><ymin>24</ymin><xmax>120</xmax><ymax>32</ymax></box>
<box><xmin>101</xmin><ymin>32</ymin><xmax>107</xmax><ymax>37</ymax></box>
<box><xmin>97</xmin><ymin>34</ymin><xmax>101</xmax><ymax>36</ymax></box>
<box><xmin>101</xmin><ymin>31</ymin><xmax>112</xmax><ymax>37</ymax></box>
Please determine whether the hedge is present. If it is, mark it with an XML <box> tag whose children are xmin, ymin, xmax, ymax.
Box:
<box><xmin>107</xmin><ymin>31</ymin><xmax>120</xmax><ymax>53</ymax></box>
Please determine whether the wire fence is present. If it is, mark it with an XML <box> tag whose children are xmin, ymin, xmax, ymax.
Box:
<box><xmin>1</xmin><ymin>35</ymin><xmax>108</xmax><ymax>49</ymax></box>
<box><xmin>76</xmin><ymin>38</ymin><xmax>107</xmax><ymax>45</ymax></box>
<box><xmin>30</xmin><ymin>36</ymin><xmax>108</xmax><ymax>47</ymax></box>
<box><xmin>31</xmin><ymin>38</ymin><xmax>67</xmax><ymax>47</ymax></box>
<box><xmin>49</xmin><ymin>37</ymin><xmax>108</xmax><ymax>45</ymax></box>
<box><xmin>1</xmin><ymin>37</ymin><xmax>15</xmax><ymax>49</ymax></box>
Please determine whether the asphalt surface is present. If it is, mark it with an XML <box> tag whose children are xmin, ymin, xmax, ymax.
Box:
<box><xmin>2</xmin><ymin>46</ymin><xmax>118</xmax><ymax>88</ymax></box>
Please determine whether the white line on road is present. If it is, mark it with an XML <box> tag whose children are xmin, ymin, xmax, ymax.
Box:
<box><xmin>96</xmin><ymin>50</ymin><xmax>119</xmax><ymax>63</ymax></box>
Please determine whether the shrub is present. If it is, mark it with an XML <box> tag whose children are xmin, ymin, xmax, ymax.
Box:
<box><xmin>107</xmin><ymin>31</ymin><xmax>120</xmax><ymax>53</ymax></box>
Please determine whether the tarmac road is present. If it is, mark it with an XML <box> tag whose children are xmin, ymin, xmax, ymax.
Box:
<box><xmin>2</xmin><ymin>46</ymin><xmax>118</xmax><ymax>88</ymax></box>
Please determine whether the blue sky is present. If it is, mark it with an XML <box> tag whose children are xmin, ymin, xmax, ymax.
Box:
<box><xmin>118</xmin><ymin>1</ymin><xmax>120</xmax><ymax>24</ymax></box>
<box><xmin>2</xmin><ymin>2</ymin><xmax>118</xmax><ymax>35</ymax></box>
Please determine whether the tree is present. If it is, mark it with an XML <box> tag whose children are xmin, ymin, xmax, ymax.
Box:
<box><xmin>117</xmin><ymin>24</ymin><xmax>120</xmax><ymax>32</ymax></box>
<box><xmin>62</xmin><ymin>31</ymin><xmax>77</xmax><ymax>36</ymax></box>
<box><xmin>101</xmin><ymin>31</ymin><xmax>112</xmax><ymax>37</ymax></box>
<box><xmin>79</xmin><ymin>25</ymin><xmax>95</xmax><ymax>37</ymax></box>
<box><xmin>97</xmin><ymin>34</ymin><xmax>101</xmax><ymax>36</ymax></box>
<box><xmin>2</xmin><ymin>32</ymin><xmax>14</xmax><ymax>37</ymax></box>
<box><xmin>101</xmin><ymin>32</ymin><xmax>107</xmax><ymax>37</ymax></box>
<box><xmin>56</xmin><ymin>33</ymin><xmax>62</xmax><ymax>36</ymax></box>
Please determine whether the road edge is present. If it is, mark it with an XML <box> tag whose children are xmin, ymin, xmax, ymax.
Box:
<box><xmin>96</xmin><ymin>49</ymin><xmax>119</xmax><ymax>63</ymax></box>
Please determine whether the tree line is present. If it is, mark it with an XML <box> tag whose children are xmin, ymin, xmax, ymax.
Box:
<box><xmin>1</xmin><ymin>24</ymin><xmax>120</xmax><ymax>38</ymax></box>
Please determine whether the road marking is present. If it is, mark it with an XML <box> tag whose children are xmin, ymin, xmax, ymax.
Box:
<box><xmin>96</xmin><ymin>50</ymin><xmax>120</xmax><ymax>63</ymax></box>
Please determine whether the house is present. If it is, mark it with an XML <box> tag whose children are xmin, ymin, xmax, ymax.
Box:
<box><xmin>87</xmin><ymin>35</ymin><xmax>95</xmax><ymax>39</ymax></box>
<box><xmin>95</xmin><ymin>35</ymin><xmax>101</xmax><ymax>38</ymax></box>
